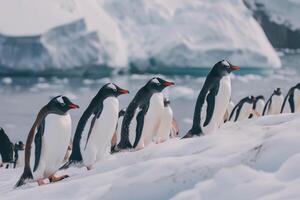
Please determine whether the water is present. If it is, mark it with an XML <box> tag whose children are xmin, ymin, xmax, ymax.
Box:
<box><xmin>0</xmin><ymin>53</ymin><xmax>299</xmax><ymax>142</ymax></box>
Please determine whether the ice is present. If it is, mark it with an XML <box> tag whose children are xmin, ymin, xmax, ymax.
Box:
<box><xmin>0</xmin><ymin>0</ymin><xmax>281</xmax><ymax>74</ymax></box>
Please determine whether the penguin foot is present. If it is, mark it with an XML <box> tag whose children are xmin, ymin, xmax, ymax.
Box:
<box><xmin>37</xmin><ymin>178</ymin><xmax>46</xmax><ymax>186</ymax></box>
<box><xmin>49</xmin><ymin>175</ymin><xmax>69</xmax><ymax>183</ymax></box>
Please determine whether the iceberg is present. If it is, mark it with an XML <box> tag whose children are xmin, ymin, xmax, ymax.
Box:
<box><xmin>0</xmin><ymin>0</ymin><xmax>281</xmax><ymax>75</ymax></box>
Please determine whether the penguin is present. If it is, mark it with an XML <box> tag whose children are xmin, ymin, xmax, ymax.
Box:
<box><xmin>224</xmin><ymin>100</ymin><xmax>235</xmax><ymax>123</ymax></box>
<box><xmin>229</xmin><ymin>96</ymin><xmax>256</xmax><ymax>122</ymax></box>
<box><xmin>155</xmin><ymin>98</ymin><xmax>174</xmax><ymax>143</ymax></box>
<box><xmin>263</xmin><ymin>88</ymin><xmax>284</xmax><ymax>115</ymax></box>
<box><xmin>62</xmin><ymin>83</ymin><xmax>129</xmax><ymax>170</ymax></box>
<box><xmin>15</xmin><ymin>95</ymin><xmax>79</xmax><ymax>187</ymax></box>
<box><xmin>0</xmin><ymin>127</ymin><xmax>14</xmax><ymax>168</ymax></box>
<box><xmin>111</xmin><ymin>109</ymin><xmax>126</xmax><ymax>153</ymax></box>
<box><xmin>117</xmin><ymin>77</ymin><xmax>175</xmax><ymax>150</ymax></box>
<box><xmin>183</xmin><ymin>60</ymin><xmax>240</xmax><ymax>138</ymax></box>
<box><xmin>281</xmin><ymin>83</ymin><xmax>300</xmax><ymax>113</ymax></box>
<box><xmin>13</xmin><ymin>141</ymin><xmax>25</xmax><ymax>168</ymax></box>
<box><xmin>249</xmin><ymin>95</ymin><xmax>265</xmax><ymax>118</ymax></box>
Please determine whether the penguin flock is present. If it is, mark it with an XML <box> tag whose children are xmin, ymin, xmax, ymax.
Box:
<box><xmin>0</xmin><ymin>60</ymin><xmax>299</xmax><ymax>188</ymax></box>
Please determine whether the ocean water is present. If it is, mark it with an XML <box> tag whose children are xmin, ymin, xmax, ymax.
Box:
<box><xmin>0</xmin><ymin>53</ymin><xmax>299</xmax><ymax>143</ymax></box>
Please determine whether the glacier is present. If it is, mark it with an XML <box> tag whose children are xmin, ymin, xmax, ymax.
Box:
<box><xmin>0</xmin><ymin>0</ymin><xmax>281</xmax><ymax>75</ymax></box>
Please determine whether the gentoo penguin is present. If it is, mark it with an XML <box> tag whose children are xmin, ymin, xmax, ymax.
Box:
<box><xmin>224</xmin><ymin>100</ymin><xmax>235</xmax><ymax>123</ymax></box>
<box><xmin>117</xmin><ymin>77</ymin><xmax>175</xmax><ymax>150</ymax></box>
<box><xmin>0</xmin><ymin>127</ymin><xmax>14</xmax><ymax>168</ymax></box>
<box><xmin>13</xmin><ymin>141</ymin><xmax>25</xmax><ymax>168</ymax></box>
<box><xmin>183</xmin><ymin>60</ymin><xmax>240</xmax><ymax>138</ymax></box>
<box><xmin>111</xmin><ymin>109</ymin><xmax>126</xmax><ymax>153</ymax></box>
<box><xmin>281</xmin><ymin>83</ymin><xmax>300</xmax><ymax>113</ymax></box>
<box><xmin>62</xmin><ymin>83</ymin><xmax>129</xmax><ymax>170</ymax></box>
<box><xmin>229</xmin><ymin>96</ymin><xmax>257</xmax><ymax>122</ymax></box>
<box><xmin>155</xmin><ymin>98</ymin><xmax>174</xmax><ymax>143</ymax></box>
<box><xmin>15</xmin><ymin>96</ymin><xmax>79</xmax><ymax>187</ymax></box>
<box><xmin>249</xmin><ymin>95</ymin><xmax>265</xmax><ymax>118</ymax></box>
<box><xmin>263</xmin><ymin>88</ymin><xmax>284</xmax><ymax>115</ymax></box>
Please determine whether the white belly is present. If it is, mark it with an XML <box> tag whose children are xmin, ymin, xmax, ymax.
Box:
<box><xmin>203</xmin><ymin>75</ymin><xmax>231</xmax><ymax>134</ymax></box>
<box><xmin>269</xmin><ymin>95</ymin><xmax>283</xmax><ymax>115</ymax></box>
<box><xmin>32</xmin><ymin>113</ymin><xmax>71</xmax><ymax>179</ymax></box>
<box><xmin>254</xmin><ymin>99</ymin><xmax>265</xmax><ymax>117</ymax></box>
<box><xmin>294</xmin><ymin>89</ymin><xmax>300</xmax><ymax>112</ymax></box>
<box><xmin>236</xmin><ymin>103</ymin><xmax>253</xmax><ymax>121</ymax></box>
<box><xmin>81</xmin><ymin>97</ymin><xmax>119</xmax><ymax>167</ymax></box>
<box><xmin>137</xmin><ymin>93</ymin><xmax>164</xmax><ymax>148</ymax></box>
<box><xmin>155</xmin><ymin>105</ymin><xmax>173</xmax><ymax>142</ymax></box>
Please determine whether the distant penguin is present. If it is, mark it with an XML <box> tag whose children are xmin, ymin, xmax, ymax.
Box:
<box><xmin>111</xmin><ymin>109</ymin><xmax>126</xmax><ymax>153</ymax></box>
<box><xmin>117</xmin><ymin>77</ymin><xmax>174</xmax><ymax>150</ymax></box>
<box><xmin>13</xmin><ymin>141</ymin><xmax>25</xmax><ymax>168</ymax></box>
<box><xmin>62</xmin><ymin>83</ymin><xmax>129</xmax><ymax>170</ymax></box>
<box><xmin>15</xmin><ymin>96</ymin><xmax>79</xmax><ymax>187</ymax></box>
<box><xmin>224</xmin><ymin>100</ymin><xmax>235</xmax><ymax>123</ymax></box>
<box><xmin>183</xmin><ymin>60</ymin><xmax>240</xmax><ymax>138</ymax></box>
<box><xmin>0</xmin><ymin>127</ymin><xmax>14</xmax><ymax>168</ymax></box>
<box><xmin>229</xmin><ymin>96</ymin><xmax>256</xmax><ymax>122</ymax></box>
<box><xmin>155</xmin><ymin>98</ymin><xmax>174</xmax><ymax>143</ymax></box>
<box><xmin>263</xmin><ymin>88</ymin><xmax>284</xmax><ymax>115</ymax></box>
<box><xmin>281</xmin><ymin>83</ymin><xmax>300</xmax><ymax>113</ymax></box>
<box><xmin>249</xmin><ymin>95</ymin><xmax>265</xmax><ymax>118</ymax></box>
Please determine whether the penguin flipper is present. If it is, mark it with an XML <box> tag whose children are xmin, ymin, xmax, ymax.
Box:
<box><xmin>133</xmin><ymin>105</ymin><xmax>149</xmax><ymax>148</ymax></box>
<box><xmin>33</xmin><ymin>119</ymin><xmax>45</xmax><ymax>172</ymax></box>
<box><xmin>262</xmin><ymin>95</ymin><xmax>272</xmax><ymax>116</ymax></box>
<box><xmin>288</xmin><ymin>92</ymin><xmax>295</xmax><ymax>113</ymax></box>
<box><xmin>203</xmin><ymin>85</ymin><xmax>218</xmax><ymax>127</ymax></box>
<box><xmin>15</xmin><ymin>166</ymin><xmax>33</xmax><ymax>188</ymax></box>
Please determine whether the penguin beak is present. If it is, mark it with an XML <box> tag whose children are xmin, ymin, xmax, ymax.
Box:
<box><xmin>230</xmin><ymin>64</ymin><xmax>240</xmax><ymax>71</ymax></box>
<box><xmin>163</xmin><ymin>81</ymin><xmax>175</xmax><ymax>87</ymax></box>
<box><xmin>69</xmin><ymin>104</ymin><xmax>79</xmax><ymax>109</ymax></box>
<box><xmin>118</xmin><ymin>88</ymin><xmax>129</xmax><ymax>94</ymax></box>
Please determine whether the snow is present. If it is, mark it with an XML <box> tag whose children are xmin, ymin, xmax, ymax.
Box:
<box><xmin>0</xmin><ymin>0</ymin><xmax>281</xmax><ymax>73</ymax></box>
<box><xmin>1</xmin><ymin>112</ymin><xmax>300</xmax><ymax>199</ymax></box>
<box><xmin>248</xmin><ymin>0</ymin><xmax>300</xmax><ymax>30</ymax></box>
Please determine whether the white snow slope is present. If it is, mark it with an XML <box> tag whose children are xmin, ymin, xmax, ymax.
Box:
<box><xmin>0</xmin><ymin>0</ymin><xmax>281</xmax><ymax>71</ymax></box>
<box><xmin>1</xmin><ymin>113</ymin><xmax>300</xmax><ymax>199</ymax></box>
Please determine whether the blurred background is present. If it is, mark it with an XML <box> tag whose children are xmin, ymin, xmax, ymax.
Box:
<box><xmin>0</xmin><ymin>0</ymin><xmax>299</xmax><ymax>141</ymax></box>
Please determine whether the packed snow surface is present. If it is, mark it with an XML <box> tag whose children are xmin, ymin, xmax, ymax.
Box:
<box><xmin>1</xmin><ymin>112</ymin><xmax>300</xmax><ymax>199</ymax></box>
<box><xmin>0</xmin><ymin>0</ymin><xmax>281</xmax><ymax>72</ymax></box>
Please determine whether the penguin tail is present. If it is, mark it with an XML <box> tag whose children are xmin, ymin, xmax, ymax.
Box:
<box><xmin>181</xmin><ymin>129</ymin><xmax>203</xmax><ymax>139</ymax></box>
<box><xmin>116</xmin><ymin>140</ymin><xmax>133</xmax><ymax>151</ymax></box>
<box><xmin>15</xmin><ymin>167</ymin><xmax>33</xmax><ymax>188</ymax></box>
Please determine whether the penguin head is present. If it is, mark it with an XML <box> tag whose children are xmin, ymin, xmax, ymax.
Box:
<box><xmin>102</xmin><ymin>83</ymin><xmax>129</xmax><ymax>97</ymax></box>
<box><xmin>274</xmin><ymin>88</ymin><xmax>281</xmax><ymax>95</ymax></box>
<box><xmin>146</xmin><ymin>77</ymin><xmax>175</xmax><ymax>93</ymax></box>
<box><xmin>212</xmin><ymin>60</ymin><xmax>240</xmax><ymax>76</ymax></box>
<box><xmin>256</xmin><ymin>95</ymin><xmax>264</xmax><ymax>101</ymax></box>
<box><xmin>47</xmin><ymin>95</ymin><xmax>79</xmax><ymax>114</ymax></box>
<box><xmin>15</xmin><ymin>141</ymin><xmax>25</xmax><ymax>150</ymax></box>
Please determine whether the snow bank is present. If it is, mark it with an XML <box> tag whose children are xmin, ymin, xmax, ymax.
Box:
<box><xmin>1</xmin><ymin>113</ymin><xmax>300</xmax><ymax>199</ymax></box>
<box><xmin>0</xmin><ymin>0</ymin><xmax>281</xmax><ymax>74</ymax></box>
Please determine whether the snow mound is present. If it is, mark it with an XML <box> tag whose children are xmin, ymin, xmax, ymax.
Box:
<box><xmin>0</xmin><ymin>0</ymin><xmax>281</xmax><ymax>74</ymax></box>
<box><xmin>1</xmin><ymin>113</ymin><xmax>300</xmax><ymax>199</ymax></box>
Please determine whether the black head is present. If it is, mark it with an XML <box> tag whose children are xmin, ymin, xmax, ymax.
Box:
<box><xmin>244</xmin><ymin>95</ymin><xmax>256</xmax><ymax>103</ymax></box>
<box><xmin>211</xmin><ymin>60</ymin><xmax>240</xmax><ymax>77</ymax></box>
<box><xmin>274</xmin><ymin>88</ymin><xmax>281</xmax><ymax>95</ymax></box>
<box><xmin>295</xmin><ymin>83</ymin><xmax>300</xmax><ymax>89</ymax></box>
<box><xmin>15</xmin><ymin>141</ymin><xmax>25</xmax><ymax>150</ymax></box>
<box><xmin>100</xmin><ymin>83</ymin><xmax>129</xmax><ymax>98</ymax></box>
<box><xmin>145</xmin><ymin>77</ymin><xmax>175</xmax><ymax>93</ymax></box>
<box><xmin>47</xmin><ymin>95</ymin><xmax>79</xmax><ymax>115</ymax></box>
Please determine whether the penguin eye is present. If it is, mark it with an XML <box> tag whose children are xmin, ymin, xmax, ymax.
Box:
<box><xmin>107</xmin><ymin>83</ymin><xmax>117</xmax><ymax>91</ymax></box>
<box><xmin>222</xmin><ymin>60</ymin><xmax>230</xmax><ymax>67</ymax></box>
<box><xmin>151</xmin><ymin>78</ymin><xmax>160</xmax><ymax>85</ymax></box>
